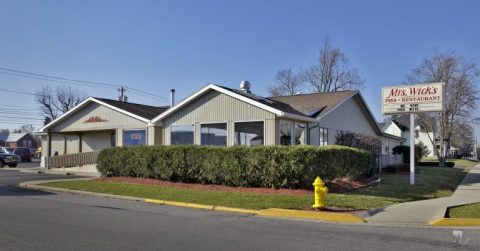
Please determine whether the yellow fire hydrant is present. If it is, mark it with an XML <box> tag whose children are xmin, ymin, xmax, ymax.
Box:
<box><xmin>312</xmin><ymin>176</ymin><xmax>328</xmax><ymax>209</ymax></box>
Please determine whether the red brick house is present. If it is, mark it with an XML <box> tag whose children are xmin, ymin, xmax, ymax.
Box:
<box><xmin>0</xmin><ymin>132</ymin><xmax>38</xmax><ymax>150</ymax></box>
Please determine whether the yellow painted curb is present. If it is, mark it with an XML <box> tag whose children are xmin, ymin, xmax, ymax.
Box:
<box><xmin>145</xmin><ymin>199</ymin><xmax>214</xmax><ymax>210</ymax></box>
<box><xmin>430</xmin><ymin>218</ymin><xmax>480</xmax><ymax>226</ymax></box>
<box><xmin>212</xmin><ymin>206</ymin><xmax>258</xmax><ymax>215</ymax></box>
<box><xmin>257</xmin><ymin>208</ymin><xmax>365</xmax><ymax>223</ymax></box>
<box><xmin>145</xmin><ymin>199</ymin><xmax>365</xmax><ymax>223</ymax></box>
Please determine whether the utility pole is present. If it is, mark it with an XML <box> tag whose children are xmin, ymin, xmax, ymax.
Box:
<box><xmin>118</xmin><ymin>86</ymin><xmax>127</xmax><ymax>102</ymax></box>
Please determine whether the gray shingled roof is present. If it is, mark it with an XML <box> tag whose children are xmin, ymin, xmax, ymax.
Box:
<box><xmin>0</xmin><ymin>133</ymin><xmax>27</xmax><ymax>142</ymax></box>
<box><xmin>216</xmin><ymin>86</ymin><xmax>307</xmax><ymax>116</ymax></box>
<box><xmin>268</xmin><ymin>90</ymin><xmax>358</xmax><ymax>118</ymax></box>
<box><xmin>95</xmin><ymin>98</ymin><xmax>170</xmax><ymax>120</ymax></box>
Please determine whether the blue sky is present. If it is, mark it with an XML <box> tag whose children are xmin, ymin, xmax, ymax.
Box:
<box><xmin>0</xmin><ymin>0</ymin><xmax>479</xmax><ymax>138</ymax></box>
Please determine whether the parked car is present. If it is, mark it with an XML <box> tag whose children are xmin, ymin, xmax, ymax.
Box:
<box><xmin>14</xmin><ymin>147</ymin><xmax>32</xmax><ymax>162</ymax></box>
<box><xmin>0</xmin><ymin>147</ymin><xmax>20</xmax><ymax>167</ymax></box>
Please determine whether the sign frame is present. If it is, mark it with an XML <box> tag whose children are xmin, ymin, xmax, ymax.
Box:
<box><xmin>382</xmin><ymin>82</ymin><xmax>445</xmax><ymax>115</ymax></box>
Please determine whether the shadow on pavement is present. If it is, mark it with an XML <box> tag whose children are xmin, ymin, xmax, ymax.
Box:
<box><xmin>0</xmin><ymin>185</ymin><xmax>56</xmax><ymax>197</ymax></box>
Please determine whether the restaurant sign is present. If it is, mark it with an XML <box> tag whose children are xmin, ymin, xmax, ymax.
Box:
<box><xmin>382</xmin><ymin>83</ymin><xmax>445</xmax><ymax>115</ymax></box>
<box><xmin>84</xmin><ymin>116</ymin><xmax>108</xmax><ymax>123</ymax></box>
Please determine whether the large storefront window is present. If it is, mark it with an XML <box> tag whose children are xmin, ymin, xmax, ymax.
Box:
<box><xmin>234</xmin><ymin>121</ymin><xmax>264</xmax><ymax>146</ymax></box>
<box><xmin>171</xmin><ymin>124</ymin><xmax>194</xmax><ymax>145</ymax></box>
<box><xmin>201</xmin><ymin>123</ymin><xmax>227</xmax><ymax>146</ymax></box>
<box><xmin>319</xmin><ymin>128</ymin><xmax>328</xmax><ymax>146</ymax></box>
<box><xmin>123</xmin><ymin>129</ymin><xmax>146</xmax><ymax>146</ymax></box>
<box><xmin>279</xmin><ymin>120</ymin><xmax>293</xmax><ymax>145</ymax></box>
<box><xmin>295</xmin><ymin>123</ymin><xmax>306</xmax><ymax>145</ymax></box>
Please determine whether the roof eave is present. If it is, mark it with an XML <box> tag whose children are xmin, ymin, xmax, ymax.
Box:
<box><xmin>39</xmin><ymin>97</ymin><xmax>150</xmax><ymax>132</ymax></box>
<box><xmin>151</xmin><ymin>84</ymin><xmax>285</xmax><ymax>124</ymax></box>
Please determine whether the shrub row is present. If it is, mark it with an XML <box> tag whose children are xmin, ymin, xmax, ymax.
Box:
<box><xmin>417</xmin><ymin>161</ymin><xmax>455</xmax><ymax>168</ymax></box>
<box><xmin>96</xmin><ymin>145</ymin><xmax>373</xmax><ymax>189</ymax></box>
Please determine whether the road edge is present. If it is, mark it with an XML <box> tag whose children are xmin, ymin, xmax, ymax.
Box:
<box><xmin>430</xmin><ymin>218</ymin><xmax>480</xmax><ymax>226</ymax></box>
<box><xmin>19</xmin><ymin>179</ymin><xmax>365</xmax><ymax>224</ymax></box>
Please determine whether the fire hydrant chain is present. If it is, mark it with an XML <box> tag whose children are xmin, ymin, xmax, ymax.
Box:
<box><xmin>312</xmin><ymin>176</ymin><xmax>328</xmax><ymax>209</ymax></box>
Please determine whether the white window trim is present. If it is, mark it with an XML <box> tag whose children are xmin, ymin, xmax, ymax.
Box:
<box><xmin>199</xmin><ymin>122</ymin><xmax>228</xmax><ymax>146</ymax></box>
<box><xmin>170</xmin><ymin>124</ymin><xmax>195</xmax><ymax>145</ymax></box>
<box><xmin>233</xmin><ymin>120</ymin><xmax>266</xmax><ymax>146</ymax></box>
<box><xmin>122</xmin><ymin>128</ymin><xmax>147</xmax><ymax>146</ymax></box>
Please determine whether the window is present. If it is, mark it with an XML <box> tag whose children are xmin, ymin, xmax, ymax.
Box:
<box><xmin>123</xmin><ymin>130</ymin><xmax>146</xmax><ymax>146</ymax></box>
<box><xmin>201</xmin><ymin>123</ymin><xmax>227</xmax><ymax>146</ymax></box>
<box><xmin>171</xmin><ymin>124</ymin><xmax>194</xmax><ymax>145</ymax></box>
<box><xmin>234</xmin><ymin>121</ymin><xmax>264</xmax><ymax>146</ymax></box>
<box><xmin>279</xmin><ymin>120</ymin><xmax>293</xmax><ymax>145</ymax></box>
<box><xmin>294</xmin><ymin>123</ymin><xmax>306</xmax><ymax>145</ymax></box>
<box><xmin>111</xmin><ymin>133</ymin><xmax>116</xmax><ymax>147</ymax></box>
<box><xmin>385</xmin><ymin>140</ymin><xmax>390</xmax><ymax>153</ymax></box>
<box><xmin>319</xmin><ymin>128</ymin><xmax>328</xmax><ymax>146</ymax></box>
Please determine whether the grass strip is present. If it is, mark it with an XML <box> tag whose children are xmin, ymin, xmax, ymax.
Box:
<box><xmin>449</xmin><ymin>203</ymin><xmax>480</xmax><ymax>218</ymax></box>
<box><xmin>41</xmin><ymin>166</ymin><xmax>466</xmax><ymax>210</ymax></box>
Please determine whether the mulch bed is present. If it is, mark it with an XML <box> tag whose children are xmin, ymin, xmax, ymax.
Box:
<box><xmin>96</xmin><ymin>176</ymin><xmax>373</xmax><ymax>195</ymax></box>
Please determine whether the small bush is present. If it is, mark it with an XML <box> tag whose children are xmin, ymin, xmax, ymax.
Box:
<box><xmin>97</xmin><ymin>145</ymin><xmax>373</xmax><ymax>189</ymax></box>
<box><xmin>392</xmin><ymin>145</ymin><xmax>423</xmax><ymax>164</ymax></box>
<box><xmin>418</xmin><ymin>161</ymin><xmax>455</xmax><ymax>168</ymax></box>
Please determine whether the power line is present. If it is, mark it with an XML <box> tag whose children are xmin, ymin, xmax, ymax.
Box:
<box><xmin>0</xmin><ymin>88</ymin><xmax>44</xmax><ymax>97</ymax></box>
<box><xmin>0</xmin><ymin>104</ymin><xmax>37</xmax><ymax>109</ymax></box>
<box><xmin>0</xmin><ymin>66</ymin><xmax>170</xmax><ymax>100</ymax></box>
<box><xmin>2</xmin><ymin>116</ymin><xmax>44</xmax><ymax>121</ymax></box>
<box><xmin>0</xmin><ymin>67</ymin><xmax>118</xmax><ymax>88</ymax></box>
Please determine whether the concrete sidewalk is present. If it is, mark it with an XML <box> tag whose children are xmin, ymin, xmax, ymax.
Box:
<box><xmin>364</xmin><ymin>164</ymin><xmax>480</xmax><ymax>226</ymax></box>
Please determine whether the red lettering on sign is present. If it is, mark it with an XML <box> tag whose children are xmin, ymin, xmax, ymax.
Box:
<box><xmin>84</xmin><ymin>116</ymin><xmax>108</xmax><ymax>123</ymax></box>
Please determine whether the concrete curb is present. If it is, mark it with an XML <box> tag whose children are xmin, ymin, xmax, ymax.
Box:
<box><xmin>19</xmin><ymin>168</ymin><xmax>101</xmax><ymax>177</ymax></box>
<box><xmin>18</xmin><ymin>180</ymin><xmax>144</xmax><ymax>202</ymax></box>
<box><xmin>144</xmin><ymin>199</ymin><xmax>365</xmax><ymax>223</ymax></box>
<box><xmin>21</xmin><ymin>180</ymin><xmax>365</xmax><ymax>224</ymax></box>
<box><xmin>430</xmin><ymin>218</ymin><xmax>480</xmax><ymax>226</ymax></box>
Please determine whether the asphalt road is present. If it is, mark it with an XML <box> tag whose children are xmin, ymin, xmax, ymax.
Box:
<box><xmin>1</xmin><ymin>170</ymin><xmax>480</xmax><ymax>251</ymax></box>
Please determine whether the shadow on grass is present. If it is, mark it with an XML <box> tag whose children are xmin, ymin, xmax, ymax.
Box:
<box><xmin>340</xmin><ymin>166</ymin><xmax>467</xmax><ymax>202</ymax></box>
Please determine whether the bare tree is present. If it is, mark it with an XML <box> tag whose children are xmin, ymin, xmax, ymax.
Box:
<box><xmin>35</xmin><ymin>85</ymin><xmax>87</xmax><ymax>124</ymax></box>
<box><xmin>268</xmin><ymin>68</ymin><xmax>303</xmax><ymax>96</ymax></box>
<box><xmin>406</xmin><ymin>51</ymin><xmax>479</xmax><ymax>166</ymax></box>
<box><xmin>450</xmin><ymin>123</ymin><xmax>475</xmax><ymax>157</ymax></box>
<box><xmin>17</xmin><ymin>124</ymin><xmax>35</xmax><ymax>134</ymax></box>
<box><xmin>301</xmin><ymin>38</ymin><xmax>364</xmax><ymax>93</ymax></box>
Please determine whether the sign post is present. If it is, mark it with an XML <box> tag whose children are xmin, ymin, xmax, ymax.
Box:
<box><xmin>382</xmin><ymin>83</ymin><xmax>445</xmax><ymax>185</ymax></box>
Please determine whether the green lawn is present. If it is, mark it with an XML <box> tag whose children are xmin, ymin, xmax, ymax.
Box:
<box><xmin>42</xmin><ymin>166</ymin><xmax>467</xmax><ymax>210</ymax></box>
<box><xmin>421</xmin><ymin>158</ymin><xmax>478</xmax><ymax>167</ymax></box>
<box><xmin>449</xmin><ymin>203</ymin><xmax>480</xmax><ymax>218</ymax></box>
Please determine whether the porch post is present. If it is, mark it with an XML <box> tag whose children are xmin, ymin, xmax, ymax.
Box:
<box><xmin>79</xmin><ymin>133</ymin><xmax>83</xmax><ymax>153</ymax></box>
<box><xmin>47</xmin><ymin>132</ymin><xmax>52</xmax><ymax>157</ymax></box>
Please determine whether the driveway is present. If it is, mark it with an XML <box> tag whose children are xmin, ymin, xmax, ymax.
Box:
<box><xmin>1</xmin><ymin>170</ymin><xmax>480</xmax><ymax>250</ymax></box>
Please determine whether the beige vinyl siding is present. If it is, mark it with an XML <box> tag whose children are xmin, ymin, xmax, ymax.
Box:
<box><xmin>41</xmin><ymin>135</ymin><xmax>48</xmax><ymax>156</ymax></box>
<box><xmin>81</xmin><ymin>132</ymin><xmax>112</xmax><ymax>152</ymax></box>
<box><xmin>50</xmin><ymin>135</ymin><xmax>65</xmax><ymax>155</ymax></box>
<box><xmin>51</xmin><ymin>102</ymin><xmax>147</xmax><ymax>132</ymax></box>
<box><xmin>65</xmin><ymin>135</ymin><xmax>80</xmax><ymax>154</ymax></box>
<box><xmin>154</xmin><ymin>126</ymin><xmax>162</xmax><ymax>145</ymax></box>
<box><xmin>320</xmin><ymin>97</ymin><xmax>378</xmax><ymax>144</ymax></box>
<box><xmin>147</xmin><ymin>126</ymin><xmax>155</xmax><ymax>146</ymax></box>
<box><xmin>162</xmin><ymin>90</ymin><xmax>277</xmax><ymax>145</ymax></box>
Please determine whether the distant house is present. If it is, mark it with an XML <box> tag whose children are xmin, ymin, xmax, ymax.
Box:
<box><xmin>381</xmin><ymin>115</ymin><xmax>436</xmax><ymax>157</ymax></box>
<box><xmin>0</xmin><ymin>132</ymin><xmax>38</xmax><ymax>150</ymax></box>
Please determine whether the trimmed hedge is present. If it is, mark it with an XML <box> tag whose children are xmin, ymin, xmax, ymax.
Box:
<box><xmin>418</xmin><ymin>161</ymin><xmax>455</xmax><ymax>168</ymax></box>
<box><xmin>97</xmin><ymin>145</ymin><xmax>373</xmax><ymax>189</ymax></box>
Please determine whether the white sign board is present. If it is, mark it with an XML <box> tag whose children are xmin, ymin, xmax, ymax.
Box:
<box><xmin>382</xmin><ymin>83</ymin><xmax>445</xmax><ymax>115</ymax></box>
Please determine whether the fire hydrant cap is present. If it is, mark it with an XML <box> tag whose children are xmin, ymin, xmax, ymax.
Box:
<box><xmin>313</xmin><ymin>177</ymin><xmax>325</xmax><ymax>186</ymax></box>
